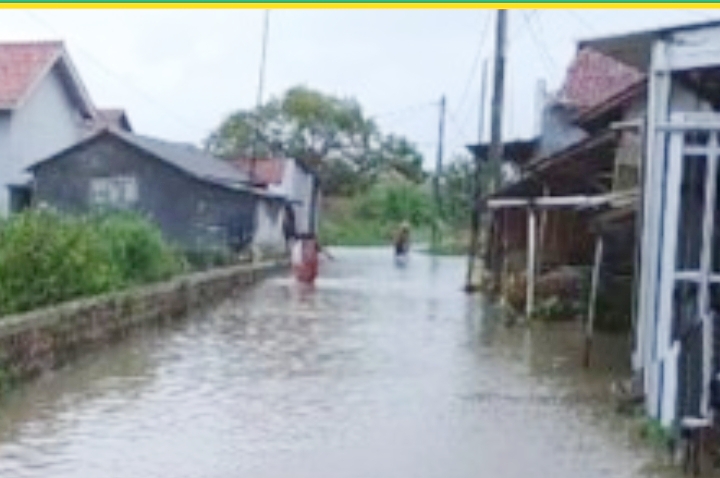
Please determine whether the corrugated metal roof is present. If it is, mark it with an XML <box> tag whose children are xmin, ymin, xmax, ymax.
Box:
<box><xmin>115</xmin><ymin>130</ymin><xmax>252</xmax><ymax>188</ymax></box>
<box><xmin>29</xmin><ymin>128</ymin><xmax>288</xmax><ymax>201</ymax></box>
<box><xmin>578</xmin><ymin>19</ymin><xmax>720</xmax><ymax>72</ymax></box>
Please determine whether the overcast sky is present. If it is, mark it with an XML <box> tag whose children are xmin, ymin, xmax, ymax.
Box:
<box><xmin>3</xmin><ymin>8</ymin><xmax>719</xmax><ymax>168</ymax></box>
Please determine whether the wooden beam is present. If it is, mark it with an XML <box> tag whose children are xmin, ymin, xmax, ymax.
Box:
<box><xmin>487</xmin><ymin>193</ymin><xmax>619</xmax><ymax>210</ymax></box>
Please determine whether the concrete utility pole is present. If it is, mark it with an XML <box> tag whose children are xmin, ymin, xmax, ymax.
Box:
<box><xmin>464</xmin><ymin>60</ymin><xmax>488</xmax><ymax>292</ymax></box>
<box><xmin>466</xmin><ymin>9</ymin><xmax>507</xmax><ymax>292</ymax></box>
<box><xmin>486</xmin><ymin>9</ymin><xmax>507</xmax><ymax>287</ymax></box>
<box><xmin>432</xmin><ymin>95</ymin><xmax>446</xmax><ymax>249</ymax></box>
<box><xmin>251</xmin><ymin>9</ymin><xmax>270</xmax><ymax>184</ymax></box>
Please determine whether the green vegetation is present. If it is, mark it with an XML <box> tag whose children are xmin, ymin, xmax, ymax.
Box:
<box><xmin>206</xmin><ymin>85</ymin><xmax>488</xmax><ymax>252</ymax></box>
<box><xmin>206</xmin><ymin>85</ymin><xmax>425</xmax><ymax>196</ymax></box>
<box><xmin>319</xmin><ymin>181</ymin><xmax>434</xmax><ymax>246</ymax></box>
<box><xmin>637</xmin><ymin>417</ymin><xmax>676</xmax><ymax>449</ymax></box>
<box><xmin>0</xmin><ymin>210</ymin><xmax>185</xmax><ymax>316</ymax></box>
<box><xmin>318</xmin><ymin>152</ymin><xmax>484</xmax><ymax>251</ymax></box>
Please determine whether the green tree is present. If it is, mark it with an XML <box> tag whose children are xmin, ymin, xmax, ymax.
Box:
<box><xmin>205</xmin><ymin>86</ymin><xmax>425</xmax><ymax>195</ymax></box>
<box><xmin>437</xmin><ymin>154</ymin><xmax>495</xmax><ymax>227</ymax></box>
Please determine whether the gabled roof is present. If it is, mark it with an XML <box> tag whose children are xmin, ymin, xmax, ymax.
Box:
<box><xmin>27</xmin><ymin>128</ymin><xmax>291</xmax><ymax>200</ymax></box>
<box><xmin>0</xmin><ymin>41</ymin><xmax>95</xmax><ymax>118</ymax></box>
<box><xmin>97</xmin><ymin>108</ymin><xmax>132</xmax><ymax>132</ymax></box>
<box><xmin>559</xmin><ymin>47</ymin><xmax>644</xmax><ymax>112</ymax></box>
<box><xmin>231</xmin><ymin>157</ymin><xmax>286</xmax><ymax>186</ymax></box>
<box><xmin>466</xmin><ymin>138</ymin><xmax>538</xmax><ymax>165</ymax></box>
<box><xmin>116</xmin><ymin>131</ymin><xmax>253</xmax><ymax>189</ymax></box>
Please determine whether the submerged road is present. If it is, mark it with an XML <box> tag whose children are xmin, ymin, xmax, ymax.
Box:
<box><xmin>0</xmin><ymin>248</ymin><xmax>672</xmax><ymax>477</ymax></box>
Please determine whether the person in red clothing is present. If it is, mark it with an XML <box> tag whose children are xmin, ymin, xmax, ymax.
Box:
<box><xmin>291</xmin><ymin>233</ymin><xmax>332</xmax><ymax>284</ymax></box>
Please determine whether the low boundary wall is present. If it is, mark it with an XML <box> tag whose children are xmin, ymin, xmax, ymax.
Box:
<box><xmin>0</xmin><ymin>261</ymin><xmax>287</xmax><ymax>383</ymax></box>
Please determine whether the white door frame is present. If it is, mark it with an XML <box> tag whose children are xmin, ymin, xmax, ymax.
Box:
<box><xmin>649</xmin><ymin>112</ymin><xmax>720</xmax><ymax>424</ymax></box>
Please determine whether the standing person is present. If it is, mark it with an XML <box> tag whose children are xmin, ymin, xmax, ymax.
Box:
<box><xmin>394</xmin><ymin>221</ymin><xmax>410</xmax><ymax>257</ymax></box>
<box><xmin>282</xmin><ymin>204</ymin><xmax>296</xmax><ymax>254</ymax></box>
<box><xmin>292</xmin><ymin>233</ymin><xmax>318</xmax><ymax>284</ymax></box>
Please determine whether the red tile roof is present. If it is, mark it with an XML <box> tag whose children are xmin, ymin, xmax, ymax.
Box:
<box><xmin>559</xmin><ymin>47</ymin><xmax>644</xmax><ymax>111</ymax></box>
<box><xmin>0</xmin><ymin>41</ymin><xmax>63</xmax><ymax>109</ymax></box>
<box><xmin>231</xmin><ymin>157</ymin><xmax>286</xmax><ymax>186</ymax></box>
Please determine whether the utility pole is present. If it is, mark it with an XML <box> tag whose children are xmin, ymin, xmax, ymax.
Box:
<box><xmin>485</xmin><ymin>9</ymin><xmax>507</xmax><ymax>290</ymax></box>
<box><xmin>251</xmin><ymin>9</ymin><xmax>270</xmax><ymax>184</ymax></box>
<box><xmin>432</xmin><ymin>95</ymin><xmax>446</xmax><ymax>249</ymax></box>
<box><xmin>465</xmin><ymin>60</ymin><xmax>488</xmax><ymax>292</ymax></box>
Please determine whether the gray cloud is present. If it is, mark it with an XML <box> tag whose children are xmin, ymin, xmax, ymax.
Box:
<box><xmin>3</xmin><ymin>8</ymin><xmax>718</xmax><ymax>168</ymax></box>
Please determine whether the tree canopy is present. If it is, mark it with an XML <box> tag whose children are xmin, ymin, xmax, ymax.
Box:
<box><xmin>205</xmin><ymin>86</ymin><xmax>426</xmax><ymax>195</ymax></box>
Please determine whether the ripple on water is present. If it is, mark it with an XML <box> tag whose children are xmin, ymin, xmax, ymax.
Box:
<box><xmin>0</xmin><ymin>248</ymin><xmax>672</xmax><ymax>478</ymax></box>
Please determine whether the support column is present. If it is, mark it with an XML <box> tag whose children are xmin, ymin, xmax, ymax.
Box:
<box><xmin>584</xmin><ymin>235</ymin><xmax>604</xmax><ymax>368</ymax></box>
<box><xmin>526</xmin><ymin>207</ymin><xmax>537</xmax><ymax>319</ymax></box>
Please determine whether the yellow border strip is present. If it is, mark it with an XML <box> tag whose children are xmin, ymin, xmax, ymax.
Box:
<box><xmin>2</xmin><ymin>2</ymin><xmax>720</xmax><ymax>8</ymax></box>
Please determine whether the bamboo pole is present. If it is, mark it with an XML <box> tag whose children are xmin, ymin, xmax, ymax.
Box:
<box><xmin>584</xmin><ymin>235</ymin><xmax>604</xmax><ymax>368</ymax></box>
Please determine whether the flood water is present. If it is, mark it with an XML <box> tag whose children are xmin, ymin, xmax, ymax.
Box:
<box><xmin>0</xmin><ymin>248</ymin><xmax>674</xmax><ymax>477</ymax></box>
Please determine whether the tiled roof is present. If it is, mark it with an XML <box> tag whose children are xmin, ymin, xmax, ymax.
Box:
<box><xmin>0</xmin><ymin>41</ymin><xmax>63</xmax><ymax>109</ymax></box>
<box><xmin>559</xmin><ymin>47</ymin><xmax>644</xmax><ymax>111</ymax></box>
<box><xmin>231</xmin><ymin>157</ymin><xmax>286</xmax><ymax>186</ymax></box>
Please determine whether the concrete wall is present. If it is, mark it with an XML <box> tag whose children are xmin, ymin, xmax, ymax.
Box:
<box><xmin>0</xmin><ymin>113</ymin><xmax>11</xmax><ymax>213</ymax></box>
<box><xmin>32</xmin><ymin>134</ymin><xmax>257</xmax><ymax>253</ymax></box>
<box><xmin>253</xmin><ymin>199</ymin><xmax>286</xmax><ymax>258</ymax></box>
<box><xmin>0</xmin><ymin>67</ymin><xmax>88</xmax><ymax>215</ymax></box>
<box><xmin>269</xmin><ymin>159</ymin><xmax>318</xmax><ymax>235</ymax></box>
<box><xmin>0</xmin><ymin>261</ymin><xmax>286</xmax><ymax>382</ymax></box>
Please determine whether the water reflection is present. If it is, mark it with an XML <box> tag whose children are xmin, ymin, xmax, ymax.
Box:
<box><xmin>0</xmin><ymin>248</ymin><xmax>675</xmax><ymax>477</ymax></box>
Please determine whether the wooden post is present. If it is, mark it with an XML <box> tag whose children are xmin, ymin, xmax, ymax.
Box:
<box><xmin>584</xmin><ymin>235</ymin><xmax>604</xmax><ymax>368</ymax></box>
<box><xmin>432</xmin><ymin>96</ymin><xmax>446</xmax><ymax>250</ymax></box>
<box><xmin>526</xmin><ymin>207</ymin><xmax>537</xmax><ymax>319</ymax></box>
<box><xmin>538</xmin><ymin>184</ymin><xmax>549</xmax><ymax>274</ymax></box>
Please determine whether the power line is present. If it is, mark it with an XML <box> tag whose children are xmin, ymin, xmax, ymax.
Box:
<box><xmin>369</xmin><ymin>100</ymin><xmax>438</xmax><ymax>120</ymax></box>
<box><xmin>445</xmin><ymin>108</ymin><xmax>475</xmax><ymax>155</ymax></box>
<box><xmin>564</xmin><ymin>10</ymin><xmax>599</xmax><ymax>35</ymax></box>
<box><xmin>521</xmin><ymin>11</ymin><xmax>558</xmax><ymax>82</ymax></box>
<box><xmin>24</xmin><ymin>11</ymin><xmax>206</xmax><ymax>136</ymax></box>
<box><xmin>455</xmin><ymin>10</ymin><xmax>530</xmax><ymax>143</ymax></box>
<box><xmin>450</xmin><ymin>11</ymin><xmax>493</xmax><ymax>125</ymax></box>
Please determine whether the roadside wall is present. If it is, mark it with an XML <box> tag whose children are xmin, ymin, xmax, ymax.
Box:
<box><xmin>0</xmin><ymin>261</ymin><xmax>286</xmax><ymax>382</ymax></box>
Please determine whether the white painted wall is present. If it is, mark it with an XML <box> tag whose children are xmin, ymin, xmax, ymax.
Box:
<box><xmin>253</xmin><ymin>199</ymin><xmax>286</xmax><ymax>257</ymax></box>
<box><xmin>0</xmin><ymin>65</ymin><xmax>87</xmax><ymax>214</ymax></box>
<box><xmin>268</xmin><ymin>158</ymin><xmax>318</xmax><ymax>236</ymax></box>
<box><xmin>0</xmin><ymin>113</ymin><xmax>14</xmax><ymax>214</ymax></box>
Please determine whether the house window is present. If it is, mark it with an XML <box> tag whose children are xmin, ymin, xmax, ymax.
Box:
<box><xmin>89</xmin><ymin>176</ymin><xmax>138</xmax><ymax>208</ymax></box>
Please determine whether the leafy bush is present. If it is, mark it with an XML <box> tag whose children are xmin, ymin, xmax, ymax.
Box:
<box><xmin>531</xmin><ymin>295</ymin><xmax>582</xmax><ymax>322</ymax></box>
<box><xmin>320</xmin><ymin>182</ymin><xmax>435</xmax><ymax>246</ymax></box>
<box><xmin>355</xmin><ymin>182</ymin><xmax>433</xmax><ymax>226</ymax></box>
<box><xmin>0</xmin><ymin>210</ymin><xmax>184</xmax><ymax>316</ymax></box>
<box><xmin>92</xmin><ymin>211</ymin><xmax>184</xmax><ymax>284</ymax></box>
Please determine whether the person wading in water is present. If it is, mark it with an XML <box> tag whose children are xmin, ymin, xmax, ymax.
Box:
<box><xmin>394</xmin><ymin>221</ymin><xmax>410</xmax><ymax>258</ymax></box>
